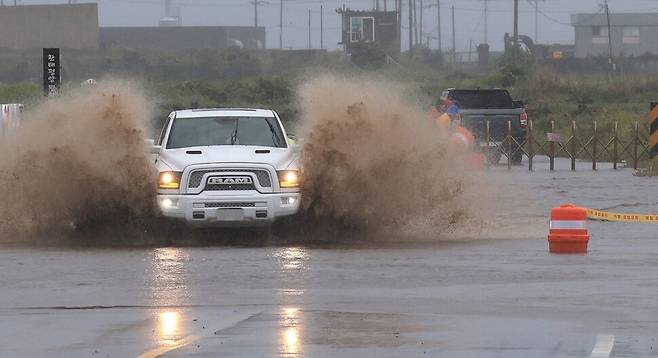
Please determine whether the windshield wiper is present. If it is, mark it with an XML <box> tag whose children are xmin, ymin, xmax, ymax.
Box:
<box><xmin>230</xmin><ymin>119</ymin><xmax>239</xmax><ymax>145</ymax></box>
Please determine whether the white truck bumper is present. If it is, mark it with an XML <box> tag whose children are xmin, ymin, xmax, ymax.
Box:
<box><xmin>157</xmin><ymin>192</ymin><xmax>301</xmax><ymax>227</ymax></box>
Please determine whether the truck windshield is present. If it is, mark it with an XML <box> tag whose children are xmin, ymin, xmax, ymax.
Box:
<box><xmin>448</xmin><ymin>90</ymin><xmax>514</xmax><ymax>109</ymax></box>
<box><xmin>166</xmin><ymin>116</ymin><xmax>286</xmax><ymax>149</ymax></box>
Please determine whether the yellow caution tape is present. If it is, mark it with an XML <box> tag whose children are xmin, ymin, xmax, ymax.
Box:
<box><xmin>587</xmin><ymin>208</ymin><xmax>658</xmax><ymax>223</ymax></box>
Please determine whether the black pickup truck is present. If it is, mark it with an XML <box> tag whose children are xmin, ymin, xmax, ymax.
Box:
<box><xmin>439</xmin><ymin>88</ymin><xmax>527</xmax><ymax>164</ymax></box>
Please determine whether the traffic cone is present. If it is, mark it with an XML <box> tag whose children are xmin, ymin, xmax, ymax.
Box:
<box><xmin>548</xmin><ymin>204</ymin><xmax>589</xmax><ymax>254</ymax></box>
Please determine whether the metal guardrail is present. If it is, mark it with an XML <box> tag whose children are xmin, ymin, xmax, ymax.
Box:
<box><xmin>485</xmin><ymin>119</ymin><xmax>652</xmax><ymax>171</ymax></box>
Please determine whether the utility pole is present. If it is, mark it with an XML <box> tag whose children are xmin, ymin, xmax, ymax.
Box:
<box><xmin>468</xmin><ymin>39</ymin><xmax>472</xmax><ymax>62</ymax></box>
<box><xmin>320</xmin><ymin>5</ymin><xmax>324</xmax><ymax>49</ymax></box>
<box><xmin>437</xmin><ymin>0</ymin><xmax>441</xmax><ymax>52</ymax></box>
<box><xmin>396</xmin><ymin>0</ymin><xmax>401</xmax><ymax>53</ymax></box>
<box><xmin>451</xmin><ymin>5</ymin><xmax>456</xmax><ymax>64</ymax></box>
<box><xmin>513</xmin><ymin>0</ymin><xmax>519</xmax><ymax>62</ymax></box>
<box><xmin>384</xmin><ymin>0</ymin><xmax>387</xmax><ymax>11</ymax></box>
<box><xmin>413</xmin><ymin>0</ymin><xmax>418</xmax><ymax>46</ymax></box>
<box><xmin>420</xmin><ymin>0</ymin><xmax>423</xmax><ymax>46</ymax></box>
<box><xmin>534</xmin><ymin>0</ymin><xmax>538</xmax><ymax>42</ymax></box>
<box><xmin>605</xmin><ymin>0</ymin><xmax>615</xmax><ymax>73</ymax></box>
<box><xmin>279</xmin><ymin>0</ymin><xmax>283</xmax><ymax>49</ymax></box>
<box><xmin>308</xmin><ymin>9</ymin><xmax>311</xmax><ymax>49</ymax></box>
<box><xmin>408</xmin><ymin>0</ymin><xmax>413</xmax><ymax>54</ymax></box>
<box><xmin>254</xmin><ymin>0</ymin><xmax>258</xmax><ymax>28</ymax></box>
<box><xmin>484</xmin><ymin>0</ymin><xmax>488</xmax><ymax>44</ymax></box>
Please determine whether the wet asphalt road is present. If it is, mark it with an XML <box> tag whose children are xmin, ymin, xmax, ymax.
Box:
<box><xmin>1</xmin><ymin>158</ymin><xmax>657</xmax><ymax>357</ymax></box>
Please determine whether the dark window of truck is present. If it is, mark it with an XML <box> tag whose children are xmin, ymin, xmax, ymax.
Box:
<box><xmin>167</xmin><ymin>116</ymin><xmax>286</xmax><ymax>149</ymax></box>
<box><xmin>448</xmin><ymin>90</ymin><xmax>515</xmax><ymax>109</ymax></box>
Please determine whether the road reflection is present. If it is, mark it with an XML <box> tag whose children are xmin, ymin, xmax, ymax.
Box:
<box><xmin>146</xmin><ymin>248</ymin><xmax>191</xmax><ymax>346</ymax></box>
<box><xmin>273</xmin><ymin>247</ymin><xmax>309</xmax><ymax>356</ymax></box>
<box><xmin>280</xmin><ymin>307</ymin><xmax>301</xmax><ymax>355</ymax></box>
<box><xmin>274</xmin><ymin>247</ymin><xmax>309</xmax><ymax>271</ymax></box>
<box><xmin>159</xmin><ymin>311</ymin><xmax>181</xmax><ymax>344</ymax></box>
<box><xmin>148</xmin><ymin>247</ymin><xmax>191</xmax><ymax>305</ymax></box>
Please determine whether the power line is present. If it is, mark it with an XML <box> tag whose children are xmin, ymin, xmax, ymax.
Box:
<box><xmin>526</xmin><ymin>0</ymin><xmax>573</xmax><ymax>26</ymax></box>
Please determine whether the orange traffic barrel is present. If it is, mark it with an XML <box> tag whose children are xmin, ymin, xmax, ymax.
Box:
<box><xmin>548</xmin><ymin>204</ymin><xmax>589</xmax><ymax>254</ymax></box>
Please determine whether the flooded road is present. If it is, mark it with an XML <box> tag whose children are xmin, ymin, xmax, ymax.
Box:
<box><xmin>1</xmin><ymin>158</ymin><xmax>657</xmax><ymax>357</ymax></box>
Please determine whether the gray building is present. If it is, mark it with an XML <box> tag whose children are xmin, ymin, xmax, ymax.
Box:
<box><xmin>100</xmin><ymin>26</ymin><xmax>266</xmax><ymax>50</ymax></box>
<box><xmin>0</xmin><ymin>3</ymin><xmax>98</xmax><ymax>49</ymax></box>
<box><xmin>571</xmin><ymin>13</ymin><xmax>658</xmax><ymax>58</ymax></box>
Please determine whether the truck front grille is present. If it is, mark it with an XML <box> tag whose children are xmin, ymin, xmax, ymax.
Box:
<box><xmin>188</xmin><ymin>169</ymin><xmax>272</xmax><ymax>188</ymax></box>
<box><xmin>204</xmin><ymin>183</ymin><xmax>256</xmax><ymax>191</ymax></box>
<box><xmin>204</xmin><ymin>202</ymin><xmax>257</xmax><ymax>208</ymax></box>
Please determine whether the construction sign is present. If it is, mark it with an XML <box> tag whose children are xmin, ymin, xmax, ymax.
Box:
<box><xmin>649</xmin><ymin>102</ymin><xmax>658</xmax><ymax>158</ymax></box>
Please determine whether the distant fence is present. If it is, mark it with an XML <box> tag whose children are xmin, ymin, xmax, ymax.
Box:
<box><xmin>487</xmin><ymin>119</ymin><xmax>651</xmax><ymax>171</ymax></box>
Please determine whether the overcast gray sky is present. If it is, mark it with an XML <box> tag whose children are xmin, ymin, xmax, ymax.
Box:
<box><xmin>14</xmin><ymin>0</ymin><xmax>658</xmax><ymax>51</ymax></box>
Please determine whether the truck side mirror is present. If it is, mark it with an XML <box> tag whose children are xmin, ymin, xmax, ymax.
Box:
<box><xmin>513</xmin><ymin>100</ymin><xmax>525</xmax><ymax>108</ymax></box>
<box><xmin>145</xmin><ymin>139</ymin><xmax>161</xmax><ymax>154</ymax></box>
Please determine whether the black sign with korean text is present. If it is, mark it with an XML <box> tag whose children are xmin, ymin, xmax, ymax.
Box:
<box><xmin>43</xmin><ymin>48</ymin><xmax>61</xmax><ymax>97</ymax></box>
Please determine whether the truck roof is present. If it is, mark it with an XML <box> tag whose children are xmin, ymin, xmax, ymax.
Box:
<box><xmin>174</xmin><ymin>108</ymin><xmax>275</xmax><ymax>118</ymax></box>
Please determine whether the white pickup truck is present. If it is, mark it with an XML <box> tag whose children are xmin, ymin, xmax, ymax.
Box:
<box><xmin>150</xmin><ymin>108</ymin><xmax>301</xmax><ymax>226</ymax></box>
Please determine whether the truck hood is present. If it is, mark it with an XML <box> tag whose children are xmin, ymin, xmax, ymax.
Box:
<box><xmin>158</xmin><ymin>145</ymin><xmax>298</xmax><ymax>171</ymax></box>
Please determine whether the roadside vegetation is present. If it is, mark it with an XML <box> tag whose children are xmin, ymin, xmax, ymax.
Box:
<box><xmin>1</xmin><ymin>47</ymin><xmax>657</xmax><ymax>149</ymax></box>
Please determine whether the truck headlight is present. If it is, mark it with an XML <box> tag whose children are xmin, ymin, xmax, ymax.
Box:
<box><xmin>277</xmin><ymin>170</ymin><xmax>300</xmax><ymax>188</ymax></box>
<box><xmin>159</xmin><ymin>171</ymin><xmax>182</xmax><ymax>189</ymax></box>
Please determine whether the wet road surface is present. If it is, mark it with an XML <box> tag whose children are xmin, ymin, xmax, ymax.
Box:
<box><xmin>1</xmin><ymin>158</ymin><xmax>657</xmax><ymax>357</ymax></box>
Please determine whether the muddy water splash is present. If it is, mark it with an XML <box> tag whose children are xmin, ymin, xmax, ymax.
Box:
<box><xmin>299</xmin><ymin>75</ymin><xmax>486</xmax><ymax>236</ymax></box>
<box><xmin>0</xmin><ymin>81</ymin><xmax>156</xmax><ymax>240</ymax></box>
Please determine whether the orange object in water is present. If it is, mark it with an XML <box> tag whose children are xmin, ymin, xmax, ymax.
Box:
<box><xmin>548</xmin><ymin>204</ymin><xmax>589</xmax><ymax>254</ymax></box>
